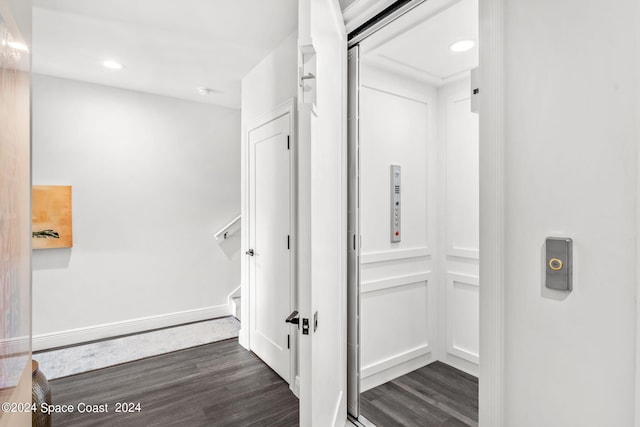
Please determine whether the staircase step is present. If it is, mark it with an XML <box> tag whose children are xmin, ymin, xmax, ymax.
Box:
<box><xmin>231</xmin><ymin>296</ymin><xmax>241</xmax><ymax>322</ymax></box>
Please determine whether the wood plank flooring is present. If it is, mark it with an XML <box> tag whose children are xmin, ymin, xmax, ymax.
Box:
<box><xmin>49</xmin><ymin>338</ymin><xmax>299</xmax><ymax>426</ymax></box>
<box><xmin>360</xmin><ymin>361</ymin><xmax>478</xmax><ymax>427</ymax></box>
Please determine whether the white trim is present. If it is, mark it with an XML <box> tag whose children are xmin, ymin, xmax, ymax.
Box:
<box><xmin>360</xmin><ymin>344</ymin><xmax>433</xmax><ymax>391</ymax></box>
<box><xmin>32</xmin><ymin>305</ymin><xmax>229</xmax><ymax>351</ymax></box>
<box><xmin>448</xmin><ymin>272</ymin><xmax>480</xmax><ymax>284</ymax></box>
<box><xmin>360</xmin><ymin>247</ymin><xmax>431</xmax><ymax>264</ymax></box>
<box><xmin>447</xmin><ymin>247</ymin><xmax>480</xmax><ymax>260</ymax></box>
<box><xmin>446</xmin><ymin>273</ymin><xmax>480</xmax><ymax>364</ymax></box>
<box><xmin>360</xmin><ymin>272</ymin><xmax>430</xmax><ymax>294</ymax></box>
<box><xmin>478</xmin><ymin>0</ymin><xmax>505</xmax><ymax>424</ymax></box>
<box><xmin>246</xmin><ymin>98</ymin><xmax>297</xmax><ymax>135</ymax></box>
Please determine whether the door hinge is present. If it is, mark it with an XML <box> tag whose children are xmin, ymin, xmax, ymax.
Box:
<box><xmin>287</xmin><ymin>135</ymin><xmax>290</xmax><ymax>150</ymax></box>
<box><xmin>287</xmin><ymin>235</ymin><xmax>290</xmax><ymax>250</ymax></box>
<box><xmin>287</xmin><ymin>334</ymin><xmax>290</xmax><ymax>349</ymax></box>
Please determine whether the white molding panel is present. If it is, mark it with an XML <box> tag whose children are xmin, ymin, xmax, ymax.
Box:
<box><xmin>443</xmin><ymin>84</ymin><xmax>480</xmax><ymax>260</ymax></box>
<box><xmin>360</xmin><ymin>278</ymin><xmax>435</xmax><ymax>391</ymax></box>
<box><xmin>361</xmin><ymin>272</ymin><xmax>431</xmax><ymax>294</ymax></box>
<box><xmin>446</xmin><ymin>273</ymin><xmax>479</xmax><ymax>364</ymax></box>
<box><xmin>361</xmin><ymin>247</ymin><xmax>431</xmax><ymax>264</ymax></box>
<box><xmin>32</xmin><ymin>305</ymin><xmax>229</xmax><ymax>351</ymax></box>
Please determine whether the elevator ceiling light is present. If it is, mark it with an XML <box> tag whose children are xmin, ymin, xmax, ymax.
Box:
<box><xmin>450</xmin><ymin>40</ymin><xmax>475</xmax><ymax>53</ymax></box>
<box><xmin>103</xmin><ymin>60</ymin><xmax>124</xmax><ymax>70</ymax></box>
<box><xmin>7</xmin><ymin>41</ymin><xmax>29</xmax><ymax>52</ymax></box>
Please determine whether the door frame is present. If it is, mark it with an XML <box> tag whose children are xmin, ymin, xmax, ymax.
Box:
<box><xmin>342</xmin><ymin>0</ymin><xmax>505</xmax><ymax>425</ymax></box>
<box><xmin>477</xmin><ymin>0</ymin><xmax>504</xmax><ymax>424</ymax></box>
<box><xmin>242</xmin><ymin>98</ymin><xmax>298</xmax><ymax>394</ymax></box>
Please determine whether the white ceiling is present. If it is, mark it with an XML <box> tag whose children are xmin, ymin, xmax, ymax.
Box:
<box><xmin>32</xmin><ymin>0</ymin><xmax>297</xmax><ymax>109</ymax></box>
<box><xmin>361</xmin><ymin>0</ymin><xmax>478</xmax><ymax>87</ymax></box>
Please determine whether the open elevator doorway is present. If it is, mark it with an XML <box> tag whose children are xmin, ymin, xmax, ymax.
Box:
<box><xmin>347</xmin><ymin>0</ymin><xmax>480</xmax><ymax>425</ymax></box>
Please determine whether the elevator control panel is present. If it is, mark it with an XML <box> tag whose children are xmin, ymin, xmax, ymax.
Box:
<box><xmin>390</xmin><ymin>165</ymin><xmax>401</xmax><ymax>243</ymax></box>
<box><xmin>545</xmin><ymin>237</ymin><xmax>573</xmax><ymax>291</ymax></box>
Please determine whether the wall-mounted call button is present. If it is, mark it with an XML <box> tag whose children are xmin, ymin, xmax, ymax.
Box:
<box><xmin>548</xmin><ymin>258</ymin><xmax>563</xmax><ymax>271</ymax></box>
<box><xmin>545</xmin><ymin>237</ymin><xmax>572</xmax><ymax>291</ymax></box>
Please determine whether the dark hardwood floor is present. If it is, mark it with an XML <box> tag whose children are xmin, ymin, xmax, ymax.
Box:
<box><xmin>360</xmin><ymin>361</ymin><xmax>478</xmax><ymax>427</ymax></box>
<box><xmin>49</xmin><ymin>338</ymin><xmax>299</xmax><ymax>426</ymax></box>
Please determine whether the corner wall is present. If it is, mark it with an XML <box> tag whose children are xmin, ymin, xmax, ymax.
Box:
<box><xmin>31</xmin><ymin>75</ymin><xmax>241</xmax><ymax>350</ymax></box>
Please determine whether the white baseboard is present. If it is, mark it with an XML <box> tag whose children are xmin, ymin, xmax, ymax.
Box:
<box><xmin>293</xmin><ymin>375</ymin><xmax>301</xmax><ymax>398</ymax></box>
<box><xmin>32</xmin><ymin>305</ymin><xmax>230</xmax><ymax>351</ymax></box>
<box><xmin>441</xmin><ymin>352</ymin><xmax>479</xmax><ymax>377</ymax></box>
<box><xmin>361</xmin><ymin>344</ymin><xmax>433</xmax><ymax>391</ymax></box>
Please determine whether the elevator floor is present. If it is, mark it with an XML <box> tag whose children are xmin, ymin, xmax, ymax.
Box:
<box><xmin>360</xmin><ymin>361</ymin><xmax>478</xmax><ymax>427</ymax></box>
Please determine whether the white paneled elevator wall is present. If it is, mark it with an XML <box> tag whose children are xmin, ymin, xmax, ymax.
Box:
<box><xmin>359</xmin><ymin>64</ymin><xmax>478</xmax><ymax>391</ymax></box>
<box><xmin>437</xmin><ymin>78</ymin><xmax>479</xmax><ymax>374</ymax></box>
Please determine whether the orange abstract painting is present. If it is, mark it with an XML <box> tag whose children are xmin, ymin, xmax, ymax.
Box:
<box><xmin>32</xmin><ymin>186</ymin><xmax>73</xmax><ymax>249</ymax></box>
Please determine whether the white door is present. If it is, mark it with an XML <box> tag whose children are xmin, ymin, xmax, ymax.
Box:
<box><xmin>248</xmin><ymin>113</ymin><xmax>292</xmax><ymax>383</ymax></box>
<box><xmin>297</xmin><ymin>0</ymin><xmax>348</xmax><ymax>425</ymax></box>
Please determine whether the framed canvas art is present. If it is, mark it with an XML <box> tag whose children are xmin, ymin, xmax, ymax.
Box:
<box><xmin>32</xmin><ymin>185</ymin><xmax>73</xmax><ymax>249</ymax></box>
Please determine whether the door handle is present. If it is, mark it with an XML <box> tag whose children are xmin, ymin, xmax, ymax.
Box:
<box><xmin>285</xmin><ymin>310</ymin><xmax>299</xmax><ymax>325</ymax></box>
<box><xmin>245</xmin><ymin>249</ymin><xmax>255</xmax><ymax>256</ymax></box>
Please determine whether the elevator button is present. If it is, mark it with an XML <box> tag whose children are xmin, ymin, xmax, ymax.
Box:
<box><xmin>548</xmin><ymin>258</ymin><xmax>563</xmax><ymax>271</ymax></box>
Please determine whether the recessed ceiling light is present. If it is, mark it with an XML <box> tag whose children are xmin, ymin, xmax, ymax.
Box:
<box><xmin>197</xmin><ymin>87</ymin><xmax>221</xmax><ymax>96</ymax></box>
<box><xmin>450</xmin><ymin>40</ymin><xmax>475</xmax><ymax>53</ymax></box>
<box><xmin>103</xmin><ymin>60</ymin><xmax>124</xmax><ymax>70</ymax></box>
<box><xmin>7</xmin><ymin>41</ymin><xmax>29</xmax><ymax>52</ymax></box>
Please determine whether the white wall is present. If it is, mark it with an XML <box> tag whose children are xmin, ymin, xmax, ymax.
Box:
<box><xmin>32</xmin><ymin>74</ymin><xmax>241</xmax><ymax>350</ymax></box>
<box><xmin>358</xmin><ymin>64</ymin><xmax>439</xmax><ymax>390</ymax></box>
<box><xmin>240</xmin><ymin>31</ymin><xmax>298</xmax><ymax>349</ymax></box>
<box><xmin>437</xmin><ymin>78</ymin><xmax>479</xmax><ymax>375</ymax></box>
<box><xmin>502</xmin><ymin>0</ymin><xmax>638</xmax><ymax>425</ymax></box>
